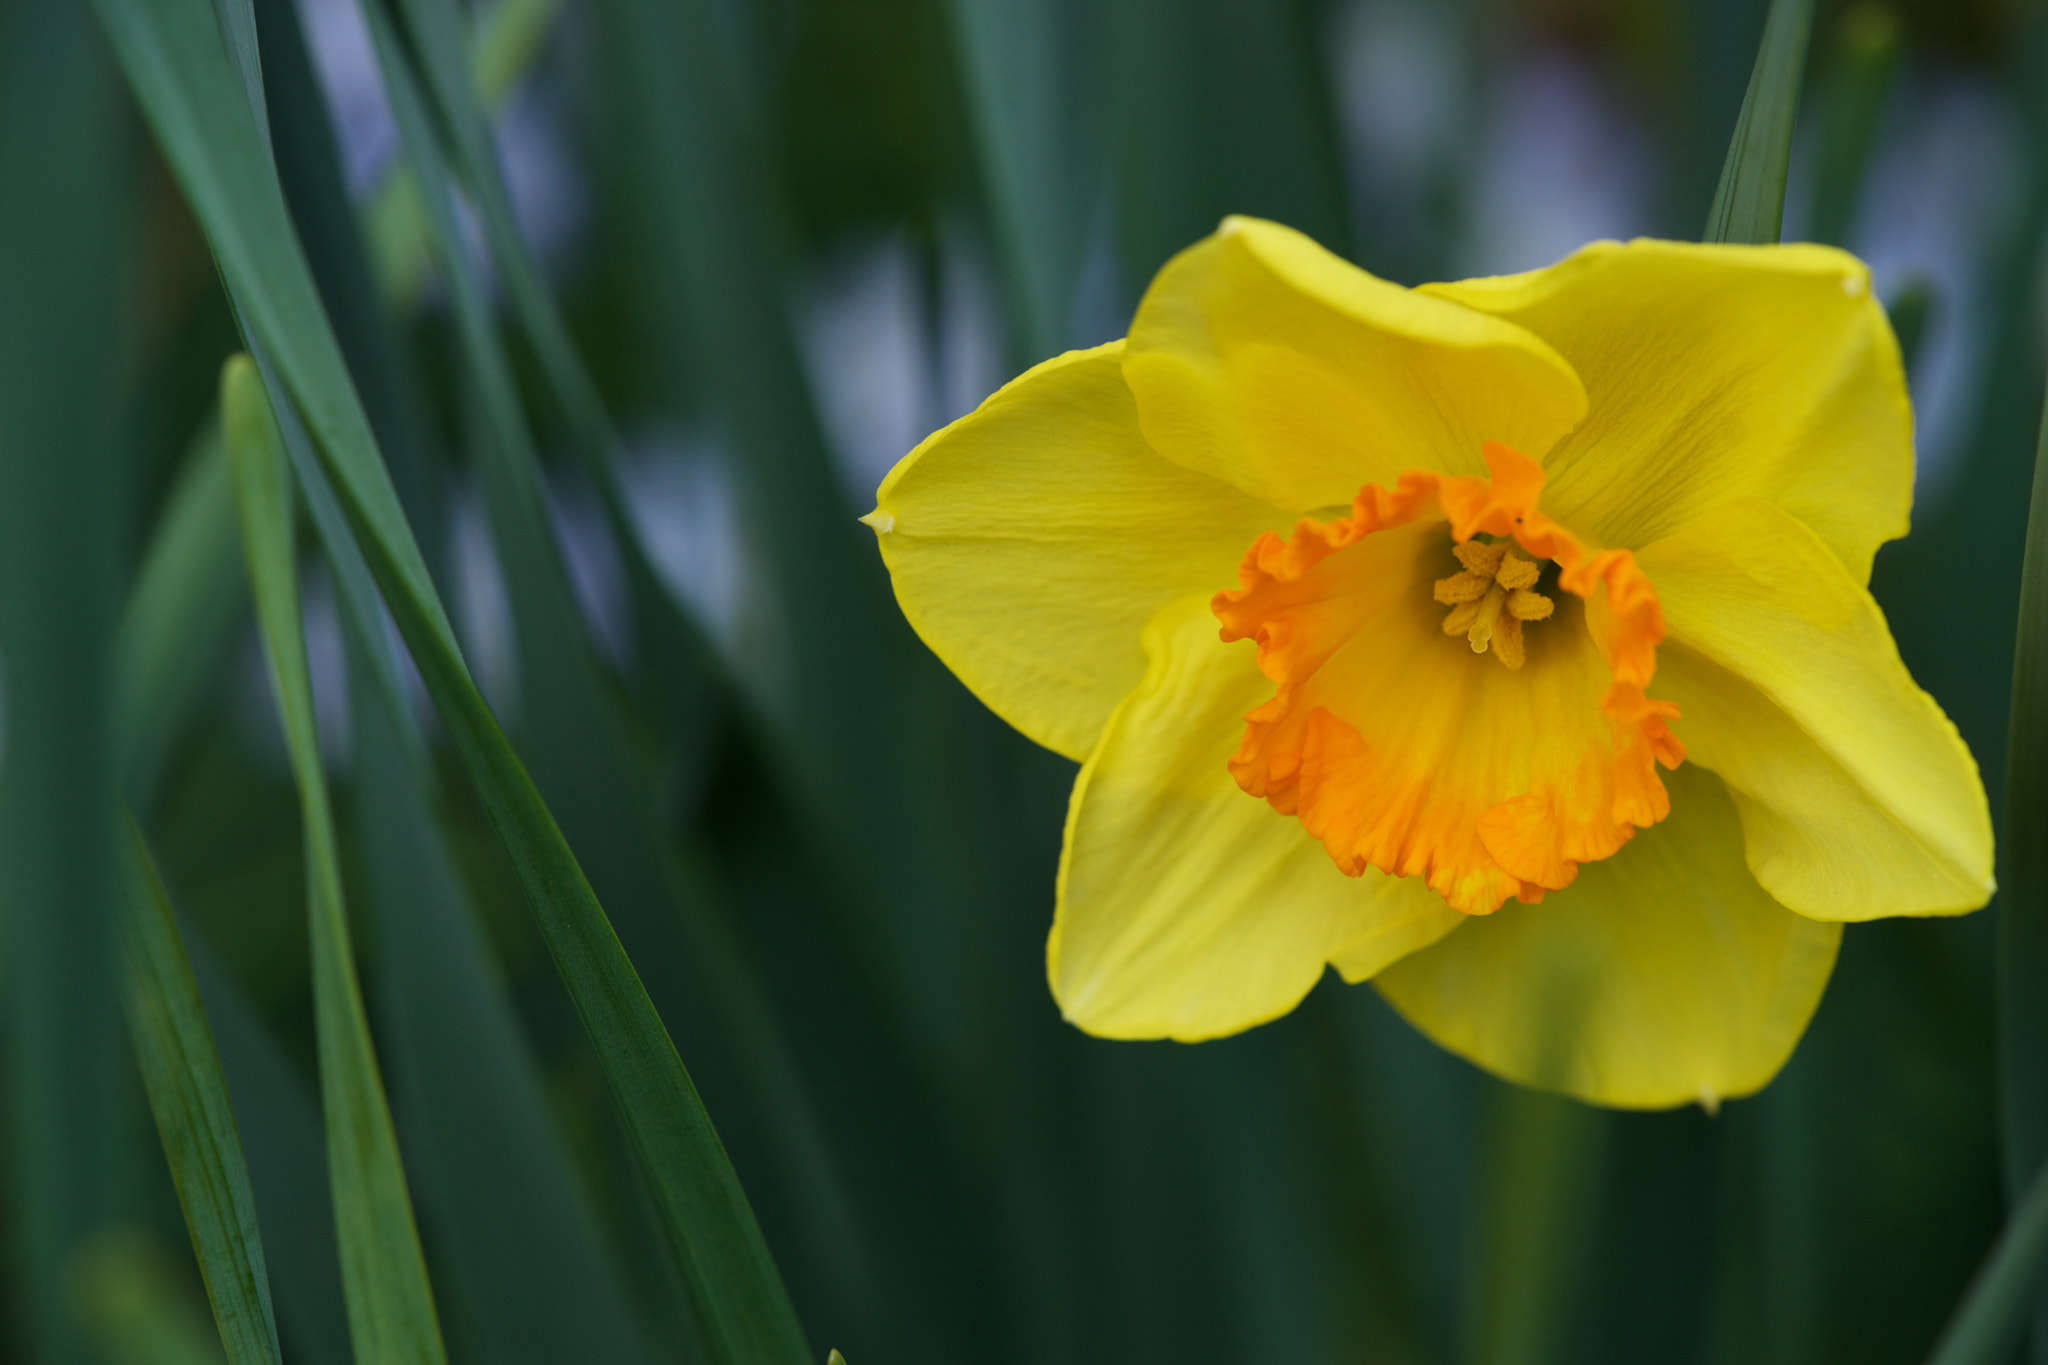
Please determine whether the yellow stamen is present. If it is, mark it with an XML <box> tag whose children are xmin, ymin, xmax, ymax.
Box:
<box><xmin>1433</xmin><ymin>540</ymin><xmax>1553</xmax><ymax>669</ymax></box>
<box><xmin>1495</xmin><ymin>550</ymin><xmax>1540</xmax><ymax>590</ymax></box>
<box><xmin>1493</xmin><ymin>614</ymin><xmax>1526</xmax><ymax>669</ymax></box>
<box><xmin>1508</xmin><ymin>588</ymin><xmax>1553</xmax><ymax>621</ymax></box>
<box><xmin>1454</xmin><ymin>540</ymin><xmax>1507</xmax><ymax>576</ymax></box>
<box><xmin>1467</xmin><ymin>582</ymin><xmax>1507</xmax><ymax>653</ymax></box>
<box><xmin>1433</xmin><ymin>570</ymin><xmax>1492</xmax><ymax>605</ymax></box>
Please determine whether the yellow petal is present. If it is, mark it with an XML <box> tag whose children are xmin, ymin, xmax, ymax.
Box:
<box><xmin>870</xmin><ymin>341</ymin><xmax>1282</xmax><ymax>762</ymax></box>
<box><xmin>1122</xmin><ymin>216</ymin><xmax>1588</xmax><ymax>512</ymax></box>
<box><xmin>1374</xmin><ymin>764</ymin><xmax>1842</xmax><ymax>1109</ymax></box>
<box><xmin>1635</xmin><ymin>499</ymin><xmax>1993</xmax><ymax>921</ymax></box>
<box><xmin>1424</xmin><ymin>240</ymin><xmax>1911</xmax><ymax>581</ymax></box>
<box><xmin>1051</xmin><ymin>595</ymin><xmax>1462</xmax><ymax>1040</ymax></box>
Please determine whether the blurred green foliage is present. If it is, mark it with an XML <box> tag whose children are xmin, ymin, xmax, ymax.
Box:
<box><xmin>0</xmin><ymin>0</ymin><xmax>2044</xmax><ymax>1362</ymax></box>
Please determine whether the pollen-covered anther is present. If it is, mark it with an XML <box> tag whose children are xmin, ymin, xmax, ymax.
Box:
<box><xmin>1433</xmin><ymin>541</ymin><xmax>1553</xmax><ymax>670</ymax></box>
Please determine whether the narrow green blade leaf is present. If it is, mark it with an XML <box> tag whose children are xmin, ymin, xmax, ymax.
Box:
<box><xmin>1703</xmin><ymin>0</ymin><xmax>1817</xmax><ymax>245</ymax></box>
<box><xmin>252</xmin><ymin>0</ymin><xmax>446</xmax><ymax>576</ymax></box>
<box><xmin>221</xmin><ymin>353</ymin><xmax>447</xmax><ymax>1365</ymax></box>
<box><xmin>0</xmin><ymin>5</ymin><xmax>131</xmax><ymax>1360</ymax></box>
<box><xmin>97</xmin><ymin>7</ymin><xmax>812</xmax><ymax>1358</ymax></box>
<box><xmin>118</xmin><ymin>818</ymin><xmax>284</xmax><ymax>1365</ymax></box>
<box><xmin>2000</xmin><ymin>356</ymin><xmax>2048</xmax><ymax>1361</ymax></box>
<box><xmin>1924</xmin><ymin>1158</ymin><xmax>2048</xmax><ymax>1365</ymax></box>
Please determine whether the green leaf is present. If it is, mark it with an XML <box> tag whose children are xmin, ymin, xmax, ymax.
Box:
<box><xmin>96</xmin><ymin>7</ymin><xmax>812</xmax><ymax>1359</ymax></box>
<box><xmin>1703</xmin><ymin>0</ymin><xmax>1817</xmax><ymax>245</ymax></box>
<box><xmin>362</xmin><ymin>8</ymin><xmax>866</xmax><ymax>1348</ymax></box>
<box><xmin>2000</xmin><ymin>349</ymin><xmax>2048</xmax><ymax>1360</ymax></box>
<box><xmin>382</xmin><ymin>0</ymin><xmax>726</xmax><ymax>777</ymax></box>
<box><xmin>1923</xmin><ymin>1157</ymin><xmax>2048</xmax><ymax>1365</ymax></box>
<box><xmin>351</xmin><ymin>656</ymin><xmax>661</xmax><ymax>1364</ymax></box>
<box><xmin>1108</xmin><ymin>0</ymin><xmax>1349</xmax><ymax>293</ymax></box>
<box><xmin>471</xmin><ymin>0</ymin><xmax>558</xmax><ymax>105</ymax></box>
<box><xmin>946</xmin><ymin>0</ymin><xmax>1089</xmax><ymax>358</ymax></box>
<box><xmin>221</xmin><ymin>353</ymin><xmax>447</xmax><ymax>1364</ymax></box>
<box><xmin>182</xmin><ymin>938</ymin><xmax>350</xmax><ymax>1364</ymax></box>
<box><xmin>117</xmin><ymin>818</ymin><xmax>284</xmax><ymax>1365</ymax></box>
<box><xmin>93</xmin><ymin>0</ymin><xmax>457</xmax><ymax>660</ymax></box>
<box><xmin>1805</xmin><ymin>2</ymin><xmax>1903</xmax><ymax>248</ymax></box>
<box><xmin>235</xmin><ymin>6</ymin><xmax>659</xmax><ymax>1356</ymax></box>
<box><xmin>0</xmin><ymin>4</ymin><xmax>131</xmax><ymax>1360</ymax></box>
<box><xmin>582</xmin><ymin>0</ymin><xmax>933</xmax><ymax>929</ymax></box>
<box><xmin>252</xmin><ymin>0</ymin><xmax>446</xmax><ymax>576</ymax></box>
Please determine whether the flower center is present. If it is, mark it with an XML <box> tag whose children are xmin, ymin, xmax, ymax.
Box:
<box><xmin>1432</xmin><ymin>538</ymin><xmax>1555</xmax><ymax>668</ymax></box>
<box><xmin>1211</xmin><ymin>442</ymin><xmax>1684</xmax><ymax>915</ymax></box>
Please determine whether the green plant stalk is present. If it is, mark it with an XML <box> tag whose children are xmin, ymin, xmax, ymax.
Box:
<box><xmin>222</xmin><ymin>354</ymin><xmax>448</xmax><ymax>1364</ymax></box>
<box><xmin>95</xmin><ymin>6</ymin><xmax>814</xmax><ymax>1357</ymax></box>
<box><xmin>1474</xmin><ymin>1086</ymin><xmax>1605</xmax><ymax>1365</ymax></box>
<box><xmin>1703</xmin><ymin>0</ymin><xmax>1817</xmax><ymax>244</ymax></box>
<box><xmin>117</xmin><ymin>819</ymin><xmax>284</xmax><ymax>1365</ymax></box>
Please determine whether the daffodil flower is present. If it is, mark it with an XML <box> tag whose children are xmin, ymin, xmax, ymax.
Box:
<box><xmin>862</xmin><ymin>217</ymin><xmax>1993</xmax><ymax>1108</ymax></box>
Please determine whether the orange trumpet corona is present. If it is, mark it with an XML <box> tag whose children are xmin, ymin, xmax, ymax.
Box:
<box><xmin>1213</xmin><ymin>442</ymin><xmax>1684</xmax><ymax>914</ymax></box>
